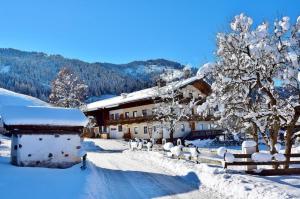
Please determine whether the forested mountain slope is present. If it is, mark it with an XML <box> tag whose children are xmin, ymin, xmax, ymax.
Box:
<box><xmin>0</xmin><ymin>48</ymin><xmax>185</xmax><ymax>102</ymax></box>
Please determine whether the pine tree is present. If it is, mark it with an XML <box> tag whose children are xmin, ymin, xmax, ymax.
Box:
<box><xmin>49</xmin><ymin>67</ymin><xmax>88</xmax><ymax>108</ymax></box>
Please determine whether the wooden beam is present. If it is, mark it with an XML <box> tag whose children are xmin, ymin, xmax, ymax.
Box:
<box><xmin>246</xmin><ymin>168</ymin><xmax>300</xmax><ymax>176</ymax></box>
<box><xmin>233</xmin><ymin>153</ymin><xmax>300</xmax><ymax>158</ymax></box>
<box><xmin>225</xmin><ymin>160</ymin><xmax>300</xmax><ymax>166</ymax></box>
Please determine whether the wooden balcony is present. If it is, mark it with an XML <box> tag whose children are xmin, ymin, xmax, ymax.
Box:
<box><xmin>183</xmin><ymin>129</ymin><xmax>224</xmax><ymax>140</ymax></box>
<box><xmin>105</xmin><ymin>115</ymin><xmax>154</xmax><ymax>125</ymax></box>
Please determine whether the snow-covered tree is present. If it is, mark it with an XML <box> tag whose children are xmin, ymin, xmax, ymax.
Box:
<box><xmin>153</xmin><ymin>69</ymin><xmax>196</xmax><ymax>142</ymax></box>
<box><xmin>49</xmin><ymin>67</ymin><xmax>88</xmax><ymax>108</ymax></box>
<box><xmin>197</xmin><ymin>14</ymin><xmax>300</xmax><ymax>161</ymax></box>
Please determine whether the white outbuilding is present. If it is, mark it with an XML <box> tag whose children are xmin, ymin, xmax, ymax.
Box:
<box><xmin>0</xmin><ymin>106</ymin><xmax>88</xmax><ymax>168</ymax></box>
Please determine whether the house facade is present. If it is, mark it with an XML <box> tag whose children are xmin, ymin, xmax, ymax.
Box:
<box><xmin>84</xmin><ymin>76</ymin><xmax>221</xmax><ymax>140</ymax></box>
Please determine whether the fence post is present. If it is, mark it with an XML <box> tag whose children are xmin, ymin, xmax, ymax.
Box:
<box><xmin>242</xmin><ymin>141</ymin><xmax>257</xmax><ymax>171</ymax></box>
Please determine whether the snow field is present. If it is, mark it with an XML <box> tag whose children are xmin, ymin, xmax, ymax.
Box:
<box><xmin>124</xmin><ymin>149</ymin><xmax>300</xmax><ymax>199</ymax></box>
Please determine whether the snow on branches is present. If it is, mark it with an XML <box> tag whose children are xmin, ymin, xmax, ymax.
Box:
<box><xmin>152</xmin><ymin>69</ymin><xmax>196</xmax><ymax>141</ymax></box>
<box><xmin>49</xmin><ymin>67</ymin><xmax>88</xmax><ymax>108</ymax></box>
<box><xmin>197</xmin><ymin>13</ymin><xmax>300</xmax><ymax>156</ymax></box>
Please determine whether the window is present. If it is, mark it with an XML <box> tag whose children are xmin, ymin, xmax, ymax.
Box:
<box><xmin>199</xmin><ymin>123</ymin><xmax>208</xmax><ymax>130</ymax></box>
<box><xmin>134</xmin><ymin>127</ymin><xmax>138</xmax><ymax>134</ymax></box>
<box><xmin>144</xmin><ymin>126</ymin><xmax>148</xmax><ymax>134</ymax></box>
<box><xmin>181</xmin><ymin>124</ymin><xmax>185</xmax><ymax>132</ymax></box>
<box><xmin>189</xmin><ymin>92</ymin><xmax>193</xmax><ymax>98</ymax></box>
<box><xmin>153</xmin><ymin>126</ymin><xmax>157</xmax><ymax>132</ymax></box>
<box><xmin>115</xmin><ymin>113</ymin><xmax>120</xmax><ymax>120</ymax></box>
<box><xmin>152</xmin><ymin>108</ymin><xmax>156</xmax><ymax>115</ymax></box>
<box><xmin>125</xmin><ymin>112</ymin><xmax>129</xmax><ymax>119</ymax></box>
<box><xmin>110</xmin><ymin>114</ymin><xmax>114</xmax><ymax>120</ymax></box>
<box><xmin>142</xmin><ymin>109</ymin><xmax>147</xmax><ymax>117</ymax></box>
<box><xmin>133</xmin><ymin>111</ymin><xmax>137</xmax><ymax>118</ymax></box>
<box><xmin>118</xmin><ymin>125</ymin><xmax>122</xmax><ymax>132</ymax></box>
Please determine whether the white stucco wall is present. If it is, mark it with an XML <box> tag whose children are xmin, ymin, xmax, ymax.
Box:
<box><xmin>11</xmin><ymin>134</ymin><xmax>81</xmax><ymax>168</ymax></box>
<box><xmin>108</xmin><ymin>125</ymin><xmax>124</xmax><ymax>139</ymax></box>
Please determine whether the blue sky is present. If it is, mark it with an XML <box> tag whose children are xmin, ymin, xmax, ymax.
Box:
<box><xmin>0</xmin><ymin>0</ymin><xmax>299</xmax><ymax>67</ymax></box>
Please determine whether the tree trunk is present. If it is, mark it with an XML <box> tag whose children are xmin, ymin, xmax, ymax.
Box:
<box><xmin>169</xmin><ymin>128</ymin><xmax>174</xmax><ymax>143</ymax></box>
<box><xmin>251</xmin><ymin>123</ymin><xmax>259</xmax><ymax>152</ymax></box>
<box><xmin>284</xmin><ymin>126</ymin><xmax>293</xmax><ymax>169</ymax></box>
<box><xmin>270</xmin><ymin>118</ymin><xmax>280</xmax><ymax>155</ymax></box>
<box><xmin>284</xmin><ymin>113</ymin><xmax>300</xmax><ymax>169</ymax></box>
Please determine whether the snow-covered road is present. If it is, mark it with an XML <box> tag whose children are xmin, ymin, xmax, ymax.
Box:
<box><xmin>86</xmin><ymin>139</ymin><xmax>224</xmax><ymax>199</ymax></box>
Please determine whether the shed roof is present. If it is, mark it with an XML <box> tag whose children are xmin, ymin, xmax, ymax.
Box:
<box><xmin>1</xmin><ymin>106</ymin><xmax>88</xmax><ymax>128</ymax></box>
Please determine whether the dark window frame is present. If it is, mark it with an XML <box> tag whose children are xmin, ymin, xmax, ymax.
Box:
<box><xmin>125</xmin><ymin>112</ymin><xmax>129</xmax><ymax>119</ymax></box>
<box><xmin>144</xmin><ymin>126</ymin><xmax>148</xmax><ymax>134</ymax></box>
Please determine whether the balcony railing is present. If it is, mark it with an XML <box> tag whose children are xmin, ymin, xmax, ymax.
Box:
<box><xmin>184</xmin><ymin>129</ymin><xmax>224</xmax><ymax>140</ymax></box>
<box><xmin>106</xmin><ymin>115</ymin><xmax>154</xmax><ymax>125</ymax></box>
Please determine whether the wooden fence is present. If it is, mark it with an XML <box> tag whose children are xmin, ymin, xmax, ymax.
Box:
<box><xmin>224</xmin><ymin>153</ymin><xmax>300</xmax><ymax>176</ymax></box>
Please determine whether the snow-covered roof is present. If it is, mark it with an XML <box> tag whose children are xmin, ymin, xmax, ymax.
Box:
<box><xmin>1</xmin><ymin>106</ymin><xmax>88</xmax><ymax>127</ymax></box>
<box><xmin>0</xmin><ymin>88</ymin><xmax>48</xmax><ymax>107</ymax></box>
<box><xmin>85</xmin><ymin>76</ymin><xmax>208</xmax><ymax>111</ymax></box>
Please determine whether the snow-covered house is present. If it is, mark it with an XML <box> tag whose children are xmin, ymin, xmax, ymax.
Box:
<box><xmin>84</xmin><ymin>76</ymin><xmax>221</xmax><ymax>140</ymax></box>
<box><xmin>0</xmin><ymin>106</ymin><xmax>88</xmax><ymax>168</ymax></box>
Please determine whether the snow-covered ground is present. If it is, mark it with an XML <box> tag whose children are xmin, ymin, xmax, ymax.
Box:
<box><xmin>124</xmin><ymin>146</ymin><xmax>300</xmax><ymax>199</ymax></box>
<box><xmin>1</xmin><ymin>136</ymin><xmax>300</xmax><ymax>199</ymax></box>
<box><xmin>86</xmin><ymin>138</ymin><xmax>224</xmax><ymax>199</ymax></box>
<box><xmin>0</xmin><ymin>135</ymin><xmax>100</xmax><ymax>199</ymax></box>
<box><xmin>0</xmin><ymin>88</ymin><xmax>48</xmax><ymax>107</ymax></box>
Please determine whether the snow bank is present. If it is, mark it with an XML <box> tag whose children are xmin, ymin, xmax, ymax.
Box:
<box><xmin>0</xmin><ymin>88</ymin><xmax>48</xmax><ymax>107</ymax></box>
<box><xmin>124</xmin><ymin>150</ymin><xmax>297</xmax><ymax>199</ymax></box>
<box><xmin>0</xmin><ymin>106</ymin><xmax>88</xmax><ymax>127</ymax></box>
